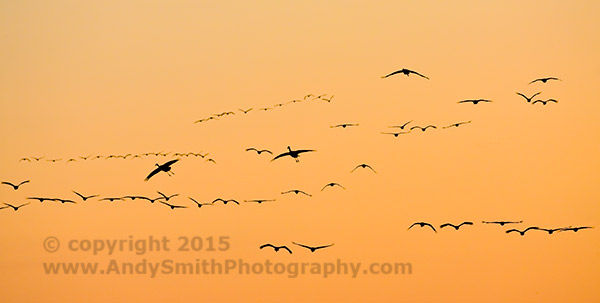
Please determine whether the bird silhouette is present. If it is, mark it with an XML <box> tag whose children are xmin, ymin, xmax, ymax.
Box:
<box><xmin>321</xmin><ymin>183</ymin><xmax>346</xmax><ymax>191</ymax></box>
<box><xmin>245</xmin><ymin>199</ymin><xmax>276</xmax><ymax>204</ymax></box>
<box><xmin>381</xmin><ymin>131</ymin><xmax>410</xmax><ymax>137</ymax></box>
<box><xmin>321</xmin><ymin>95</ymin><xmax>334</xmax><ymax>102</ymax></box>
<box><xmin>2</xmin><ymin>180</ymin><xmax>30</xmax><ymax>190</ymax></box>
<box><xmin>4</xmin><ymin>202</ymin><xmax>30</xmax><ymax>211</ymax></box>
<box><xmin>246</xmin><ymin>148</ymin><xmax>273</xmax><ymax>155</ymax></box>
<box><xmin>529</xmin><ymin>77</ymin><xmax>561</xmax><ymax>84</ymax></box>
<box><xmin>100</xmin><ymin>197</ymin><xmax>123</xmax><ymax>202</ymax></box>
<box><xmin>27</xmin><ymin>197</ymin><xmax>54</xmax><ymax>203</ymax></box>
<box><xmin>560</xmin><ymin>226</ymin><xmax>593</xmax><ymax>232</ymax></box>
<box><xmin>144</xmin><ymin>159</ymin><xmax>179</xmax><ymax>181</ymax></box>
<box><xmin>47</xmin><ymin>158</ymin><xmax>62</xmax><ymax>163</ymax></box>
<box><xmin>137</xmin><ymin>196</ymin><xmax>165</xmax><ymax>203</ymax></box>
<box><xmin>408</xmin><ymin>222</ymin><xmax>437</xmax><ymax>233</ymax></box>
<box><xmin>239</xmin><ymin>108</ymin><xmax>253</xmax><ymax>114</ymax></box>
<box><xmin>32</xmin><ymin>156</ymin><xmax>44</xmax><ymax>161</ymax></box>
<box><xmin>482</xmin><ymin>220</ymin><xmax>523</xmax><ymax>226</ymax></box>
<box><xmin>271</xmin><ymin>146</ymin><xmax>315</xmax><ymax>163</ymax></box>
<box><xmin>157</xmin><ymin>191</ymin><xmax>179</xmax><ymax>201</ymax></box>
<box><xmin>537</xmin><ymin>228</ymin><xmax>563</xmax><ymax>235</ymax></box>
<box><xmin>458</xmin><ymin>99</ymin><xmax>492</xmax><ymax>105</ymax></box>
<box><xmin>188</xmin><ymin>197</ymin><xmax>214</xmax><ymax>208</ymax></box>
<box><xmin>381</xmin><ymin>69</ymin><xmax>429</xmax><ymax>79</ymax></box>
<box><xmin>66</xmin><ymin>158</ymin><xmax>77</xmax><ymax>163</ymax></box>
<box><xmin>505</xmin><ymin>227</ymin><xmax>539</xmax><ymax>236</ymax></box>
<box><xmin>160</xmin><ymin>201</ymin><xmax>187</xmax><ymax>210</ymax></box>
<box><xmin>351</xmin><ymin>164</ymin><xmax>376</xmax><ymax>173</ymax></box>
<box><xmin>260</xmin><ymin>244</ymin><xmax>292</xmax><ymax>254</ymax></box>
<box><xmin>292</xmin><ymin>242</ymin><xmax>335</xmax><ymax>252</ymax></box>
<box><xmin>331</xmin><ymin>123</ymin><xmax>359</xmax><ymax>128</ymax></box>
<box><xmin>410</xmin><ymin>125</ymin><xmax>436</xmax><ymax>132</ymax></box>
<box><xmin>443</xmin><ymin>121</ymin><xmax>472</xmax><ymax>129</ymax></box>
<box><xmin>54</xmin><ymin>198</ymin><xmax>76</xmax><ymax>204</ymax></box>
<box><xmin>388</xmin><ymin>120</ymin><xmax>412</xmax><ymax>129</ymax></box>
<box><xmin>440</xmin><ymin>222</ymin><xmax>473</xmax><ymax>230</ymax></box>
<box><xmin>212</xmin><ymin>198</ymin><xmax>240</xmax><ymax>205</ymax></box>
<box><xmin>79</xmin><ymin>155</ymin><xmax>92</xmax><ymax>160</ymax></box>
<box><xmin>19</xmin><ymin>157</ymin><xmax>31</xmax><ymax>162</ymax></box>
<box><xmin>281</xmin><ymin>189</ymin><xmax>312</xmax><ymax>197</ymax></box>
<box><xmin>73</xmin><ymin>191</ymin><xmax>98</xmax><ymax>201</ymax></box>
<box><xmin>532</xmin><ymin>99</ymin><xmax>558</xmax><ymax>105</ymax></box>
<box><xmin>516</xmin><ymin>92</ymin><xmax>541</xmax><ymax>103</ymax></box>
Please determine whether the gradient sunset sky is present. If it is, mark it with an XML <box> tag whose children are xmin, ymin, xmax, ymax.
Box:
<box><xmin>1</xmin><ymin>1</ymin><xmax>599</xmax><ymax>302</ymax></box>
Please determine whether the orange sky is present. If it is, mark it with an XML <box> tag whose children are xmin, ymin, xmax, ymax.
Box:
<box><xmin>1</xmin><ymin>1</ymin><xmax>599</xmax><ymax>302</ymax></box>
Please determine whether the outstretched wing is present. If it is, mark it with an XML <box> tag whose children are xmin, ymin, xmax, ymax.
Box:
<box><xmin>259</xmin><ymin>244</ymin><xmax>275</xmax><ymax>250</ymax></box>
<box><xmin>271</xmin><ymin>152</ymin><xmax>291</xmax><ymax>161</ymax></box>
<box><xmin>315</xmin><ymin>243</ymin><xmax>335</xmax><ymax>250</ymax></box>
<box><xmin>292</xmin><ymin>242</ymin><xmax>312</xmax><ymax>250</ymax></box>
<box><xmin>163</xmin><ymin>159</ymin><xmax>179</xmax><ymax>167</ymax></box>
<box><xmin>381</xmin><ymin>70</ymin><xmax>402</xmax><ymax>78</ymax></box>
<box><xmin>408</xmin><ymin>70</ymin><xmax>429</xmax><ymax>79</ymax></box>
<box><xmin>282</xmin><ymin>246</ymin><xmax>293</xmax><ymax>254</ymax></box>
<box><xmin>144</xmin><ymin>167</ymin><xmax>161</xmax><ymax>181</ymax></box>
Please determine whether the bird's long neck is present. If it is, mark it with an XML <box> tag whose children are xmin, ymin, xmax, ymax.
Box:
<box><xmin>287</xmin><ymin>146</ymin><xmax>292</xmax><ymax>152</ymax></box>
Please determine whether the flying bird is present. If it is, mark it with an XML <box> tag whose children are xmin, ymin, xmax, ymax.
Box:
<box><xmin>160</xmin><ymin>201</ymin><xmax>187</xmax><ymax>210</ymax></box>
<box><xmin>443</xmin><ymin>121</ymin><xmax>472</xmax><ymax>129</ymax></box>
<box><xmin>3</xmin><ymin>202</ymin><xmax>30</xmax><ymax>211</ymax></box>
<box><xmin>560</xmin><ymin>226</ymin><xmax>593</xmax><ymax>232</ymax></box>
<box><xmin>516</xmin><ymin>92</ymin><xmax>541</xmax><ymax>103</ymax></box>
<box><xmin>2</xmin><ymin>180</ymin><xmax>30</xmax><ymax>190</ymax></box>
<box><xmin>239</xmin><ymin>108</ymin><xmax>253</xmax><ymax>114</ymax></box>
<box><xmin>321</xmin><ymin>95</ymin><xmax>334</xmax><ymax>102</ymax></box>
<box><xmin>529</xmin><ymin>77</ymin><xmax>561</xmax><ymax>84</ymax></box>
<box><xmin>440</xmin><ymin>222</ymin><xmax>473</xmax><ymax>230</ymax></box>
<box><xmin>381</xmin><ymin>69</ymin><xmax>429</xmax><ymax>79</ymax></box>
<box><xmin>458</xmin><ymin>99</ymin><xmax>492</xmax><ymax>105</ymax></box>
<box><xmin>157</xmin><ymin>191</ymin><xmax>179</xmax><ymax>201</ymax></box>
<box><xmin>351</xmin><ymin>164</ymin><xmax>376</xmax><ymax>173</ymax></box>
<box><xmin>244</xmin><ymin>199</ymin><xmax>276</xmax><ymax>204</ymax></box>
<box><xmin>189</xmin><ymin>197</ymin><xmax>214</xmax><ymax>208</ymax></box>
<box><xmin>54</xmin><ymin>198</ymin><xmax>76</xmax><ymax>204</ymax></box>
<box><xmin>73</xmin><ymin>191</ymin><xmax>98</xmax><ymax>201</ymax></box>
<box><xmin>144</xmin><ymin>159</ymin><xmax>179</xmax><ymax>181</ymax></box>
<box><xmin>292</xmin><ymin>242</ymin><xmax>335</xmax><ymax>252</ymax></box>
<box><xmin>537</xmin><ymin>228</ymin><xmax>564</xmax><ymax>235</ymax></box>
<box><xmin>331</xmin><ymin>124</ymin><xmax>359</xmax><ymax>128</ymax></box>
<box><xmin>410</xmin><ymin>125</ymin><xmax>436</xmax><ymax>132</ymax></box>
<box><xmin>532</xmin><ymin>99</ymin><xmax>558</xmax><ymax>105</ymax></box>
<box><xmin>381</xmin><ymin>131</ymin><xmax>410</xmax><ymax>137</ymax></box>
<box><xmin>388</xmin><ymin>120</ymin><xmax>412</xmax><ymax>129</ymax></box>
<box><xmin>408</xmin><ymin>222</ymin><xmax>437</xmax><ymax>233</ymax></box>
<box><xmin>505</xmin><ymin>227</ymin><xmax>539</xmax><ymax>236</ymax></box>
<box><xmin>271</xmin><ymin>146</ymin><xmax>315</xmax><ymax>163</ymax></box>
<box><xmin>47</xmin><ymin>158</ymin><xmax>62</xmax><ymax>163</ymax></box>
<box><xmin>482</xmin><ymin>220</ymin><xmax>523</xmax><ymax>226</ymax></box>
<box><xmin>212</xmin><ymin>198</ymin><xmax>240</xmax><ymax>205</ymax></box>
<box><xmin>260</xmin><ymin>244</ymin><xmax>292</xmax><ymax>254</ymax></box>
<box><xmin>27</xmin><ymin>197</ymin><xmax>54</xmax><ymax>203</ymax></box>
<box><xmin>281</xmin><ymin>189</ymin><xmax>312</xmax><ymax>197</ymax></box>
<box><xmin>19</xmin><ymin>158</ymin><xmax>31</xmax><ymax>162</ymax></box>
<box><xmin>321</xmin><ymin>182</ymin><xmax>346</xmax><ymax>191</ymax></box>
<box><xmin>100</xmin><ymin>197</ymin><xmax>123</xmax><ymax>202</ymax></box>
<box><xmin>246</xmin><ymin>148</ymin><xmax>272</xmax><ymax>155</ymax></box>
<box><xmin>137</xmin><ymin>196</ymin><xmax>165</xmax><ymax>203</ymax></box>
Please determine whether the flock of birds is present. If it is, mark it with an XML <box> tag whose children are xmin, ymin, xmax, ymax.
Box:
<box><xmin>5</xmin><ymin>68</ymin><xmax>590</xmax><ymax>254</ymax></box>
<box><xmin>193</xmin><ymin>93</ymin><xmax>334</xmax><ymax>124</ymax></box>
<box><xmin>407</xmin><ymin>221</ymin><xmax>592</xmax><ymax>236</ymax></box>
<box><xmin>18</xmin><ymin>152</ymin><xmax>216</xmax><ymax>165</ymax></box>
